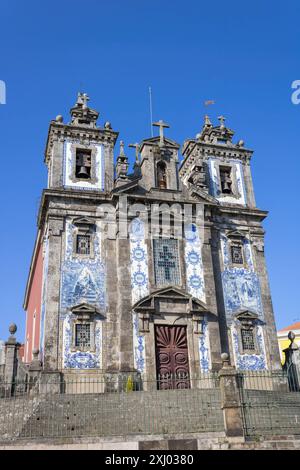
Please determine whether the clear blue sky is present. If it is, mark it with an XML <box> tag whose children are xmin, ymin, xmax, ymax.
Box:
<box><xmin>0</xmin><ymin>0</ymin><xmax>299</xmax><ymax>342</ymax></box>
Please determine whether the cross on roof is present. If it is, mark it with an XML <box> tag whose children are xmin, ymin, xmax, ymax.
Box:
<box><xmin>153</xmin><ymin>120</ymin><xmax>170</xmax><ymax>146</ymax></box>
<box><xmin>77</xmin><ymin>92</ymin><xmax>90</xmax><ymax>109</ymax></box>
<box><xmin>129</xmin><ymin>142</ymin><xmax>140</xmax><ymax>162</ymax></box>
<box><xmin>218</xmin><ymin>115</ymin><xmax>226</xmax><ymax>128</ymax></box>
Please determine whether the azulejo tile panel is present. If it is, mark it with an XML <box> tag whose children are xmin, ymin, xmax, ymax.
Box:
<box><xmin>63</xmin><ymin>314</ymin><xmax>102</xmax><ymax>369</ymax></box>
<box><xmin>220</xmin><ymin>233</ymin><xmax>266</xmax><ymax>370</ymax></box>
<box><xmin>129</xmin><ymin>218</ymin><xmax>148</xmax><ymax>373</ymax></box>
<box><xmin>199</xmin><ymin>319</ymin><xmax>211</xmax><ymax>373</ymax></box>
<box><xmin>60</xmin><ymin>220</ymin><xmax>106</xmax><ymax>313</ymax></box>
<box><xmin>61</xmin><ymin>219</ymin><xmax>105</xmax><ymax>369</ymax></box>
<box><xmin>220</xmin><ymin>233</ymin><xmax>262</xmax><ymax>318</ymax></box>
<box><xmin>184</xmin><ymin>224</ymin><xmax>210</xmax><ymax>372</ymax></box>
<box><xmin>231</xmin><ymin>320</ymin><xmax>267</xmax><ymax>370</ymax></box>
<box><xmin>184</xmin><ymin>224</ymin><xmax>206</xmax><ymax>303</ymax></box>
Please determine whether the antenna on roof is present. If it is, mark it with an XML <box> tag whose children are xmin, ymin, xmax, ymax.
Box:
<box><xmin>149</xmin><ymin>87</ymin><xmax>153</xmax><ymax>137</ymax></box>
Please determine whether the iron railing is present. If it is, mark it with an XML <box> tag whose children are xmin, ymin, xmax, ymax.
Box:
<box><xmin>237</xmin><ymin>369</ymin><xmax>300</xmax><ymax>436</ymax></box>
<box><xmin>0</xmin><ymin>373</ymin><xmax>223</xmax><ymax>440</ymax></box>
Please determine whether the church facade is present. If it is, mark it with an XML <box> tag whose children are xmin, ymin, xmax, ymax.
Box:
<box><xmin>23</xmin><ymin>93</ymin><xmax>281</xmax><ymax>385</ymax></box>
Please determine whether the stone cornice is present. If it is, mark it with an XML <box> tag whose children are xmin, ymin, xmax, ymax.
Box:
<box><xmin>44</xmin><ymin>121</ymin><xmax>118</xmax><ymax>164</ymax></box>
<box><xmin>179</xmin><ymin>140</ymin><xmax>253</xmax><ymax>179</ymax></box>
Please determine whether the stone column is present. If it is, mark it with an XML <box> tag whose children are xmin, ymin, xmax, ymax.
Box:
<box><xmin>4</xmin><ymin>324</ymin><xmax>20</xmax><ymax>396</ymax></box>
<box><xmin>218</xmin><ymin>353</ymin><xmax>244</xmax><ymax>439</ymax></box>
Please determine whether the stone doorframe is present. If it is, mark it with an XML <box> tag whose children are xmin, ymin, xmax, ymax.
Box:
<box><xmin>132</xmin><ymin>287</ymin><xmax>210</xmax><ymax>385</ymax></box>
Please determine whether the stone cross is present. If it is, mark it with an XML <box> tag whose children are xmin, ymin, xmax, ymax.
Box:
<box><xmin>153</xmin><ymin>120</ymin><xmax>170</xmax><ymax>146</ymax></box>
<box><xmin>129</xmin><ymin>143</ymin><xmax>140</xmax><ymax>163</ymax></box>
<box><xmin>82</xmin><ymin>93</ymin><xmax>90</xmax><ymax>109</ymax></box>
<box><xmin>77</xmin><ymin>92</ymin><xmax>90</xmax><ymax>109</ymax></box>
<box><xmin>218</xmin><ymin>115</ymin><xmax>226</xmax><ymax>128</ymax></box>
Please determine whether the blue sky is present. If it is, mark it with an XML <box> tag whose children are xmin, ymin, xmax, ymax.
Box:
<box><xmin>0</xmin><ymin>0</ymin><xmax>299</xmax><ymax>342</ymax></box>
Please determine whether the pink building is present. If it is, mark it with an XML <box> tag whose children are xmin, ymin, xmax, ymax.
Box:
<box><xmin>23</xmin><ymin>232</ymin><xmax>44</xmax><ymax>364</ymax></box>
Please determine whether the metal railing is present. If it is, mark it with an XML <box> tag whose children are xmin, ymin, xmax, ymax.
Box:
<box><xmin>237</xmin><ymin>369</ymin><xmax>300</xmax><ymax>436</ymax></box>
<box><xmin>0</xmin><ymin>372</ymin><xmax>223</xmax><ymax>440</ymax></box>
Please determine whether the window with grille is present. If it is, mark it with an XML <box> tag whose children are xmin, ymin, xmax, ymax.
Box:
<box><xmin>76</xmin><ymin>234</ymin><xmax>91</xmax><ymax>255</ymax></box>
<box><xmin>75</xmin><ymin>323</ymin><xmax>91</xmax><ymax>349</ymax></box>
<box><xmin>231</xmin><ymin>244</ymin><xmax>244</xmax><ymax>265</ymax></box>
<box><xmin>241</xmin><ymin>329</ymin><xmax>255</xmax><ymax>351</ymax></box>
<box><xmin>153</xmin><ymin>239</ymin><xmax>181</xmax><ymax>286</ymax></box>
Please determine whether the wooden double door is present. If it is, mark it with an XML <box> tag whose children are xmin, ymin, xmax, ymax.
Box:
<box><xmin>155</xmin><ymin>325</ymin><xmax>190</xmax><ymax>389</ymax></box>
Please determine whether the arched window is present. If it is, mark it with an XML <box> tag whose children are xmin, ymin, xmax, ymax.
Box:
<box><xmin>157</xmin><ymin>161</ymin><xmax>167</xmax><ymax>189</ymax></box>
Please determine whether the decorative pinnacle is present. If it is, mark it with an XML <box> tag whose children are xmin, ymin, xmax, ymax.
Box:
<box><xmin>204</xmin><ymin>115</ymin><xmax>212</xmax><ymax>127</ymax></box>
<box><xmin>152</xmin><ymin>119</ymin><xmax>170</xmax><ymax>146</ymax></box>
<box><xmin>129</xmin><ymin>143</ymin><xmax>140</xmax><ymax>163</ymax></box>
<box><xmin>119</xmin><ymin>140</ymin><xmax>125</xmax><ymax>156</ymax></box>
<box><xmin>9</xmin><ymin>323</ymin><xmax>17</xmax><ymax>336</ymax></box>
<box><xmin>218</xmin><ymin>115</ymin><xmax>226</xmax><ymax>129</ymax></box>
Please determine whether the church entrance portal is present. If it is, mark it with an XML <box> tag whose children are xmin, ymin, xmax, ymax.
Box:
<box><xmin>155</xmin><ymin>325</ymin><xmax>190</xmax><ymax>389</ymax></box>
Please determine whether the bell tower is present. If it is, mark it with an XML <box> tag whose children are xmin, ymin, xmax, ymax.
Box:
<box><xmin>180</xmin><ymin>115</ymin><xmax>256</xmax><ymax>208</ymax></box>
<box><xmin>44</xmin><ymin>92</ymin><xmax>118</xmax><ymax>193</ymax></box>
<box><xmin>139</xmin><ymin>120</ymin><xmax>181</xmax><ymax>192</ymax></box>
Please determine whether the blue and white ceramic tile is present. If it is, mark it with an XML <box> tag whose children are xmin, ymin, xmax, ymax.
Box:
<box><xmin>199</xmin><ymin>319</ymin><xmax>211</xmax><ymax>373</ymax></box>
<box><xmin>132</xmin><ymin>312</ymin><xmax>146</xmax><ymax>374</ymax></box>
<box><xmin>60</xmin><ymin>219</ymin><xmax>105</xmax><ymax>369</ymax></box>
<box><xmin>129</xmin><ymin>218</ymin><xmax>149</xmax><ymax>305</ymax></box>
<box><xmin>220</xmin><ymin>233</ymin><xmax>263</xmax><ymax>318</ymax></box>
<box><xmin>60</xmin><ymin>219</ymin><xmax>106</xmax><ymax>315</ymax></box>
<box><xmin>129</xmin><ymin>218</ymin><xmax>148</xmax><ymax>373</ymax></box>
<box><xmin>231</xmin><ymin>320</ymin><xmax>267</xmax><ymax>370</ymax></box>
<box><xmin>63</xmin><ymin>314</ymin><xmax>102</xmax><ymax>369</ymax></box>
<box><xmin>63</xmin><ymin>139</ymin><xmax>105</xmax><ymax>191</ymax></box>
<box><xmin>184</xmin><ymin>223</ymin><xmax>206</xmax><ymax>304</ymax></box>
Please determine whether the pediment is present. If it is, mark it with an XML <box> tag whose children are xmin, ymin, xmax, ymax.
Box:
<box><xmin>112</xmin><ymin>177</ymin><xmax>146</xmax><ymax>194</ymax></box>
<box><xmin>133</xmin><ymin>286</ymin><xmax>208</xmax><ymax>314</ymax></box>
<box><xmin>73</xmin><ymin>216</ymin><xmax>95</xmax><ymax>226</ymax></box>
<box><xmin>70</xmin><ymin>303</ymin><xmax>104</xmax><ymax>319</ymax></box>
<box><xmin>234</xmin><ymin>309</ymin><xmax>259</xmax><ymax>321</ymax></box>
<box><xmin>140</xmin><ymin>136</ymin><xmax>180</xmax><ymax>150</ymax></box>
<box><xmin>70</xmin><ymin>303</ymin><xmax>98</xmax><ymax>314</ymax></box>
<box><xmin>188</xmin><ymin>184</ymin><xmax>219</xmax><ymax>205</ymax></box>
<box><xmin>226</xmin><ymin>229</ymin><xmax>245</xmax><ymax>239</ymax></box>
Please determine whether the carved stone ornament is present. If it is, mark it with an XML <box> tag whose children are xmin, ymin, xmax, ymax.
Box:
<box><xmin>190</xmin><ymin>165</ymin><xmax>207</xmax><ymax>189</ymax></box>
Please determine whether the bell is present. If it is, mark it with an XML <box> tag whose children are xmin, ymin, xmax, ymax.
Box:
<box><xmin>77</xmin><ymin>165</ymin><xmax>89</xmax><ymax>178</ymax></box>
<box><xmin>223</xmin><ymin>181</ymin><xmax>230</xmax><ymax>191</ymax></box>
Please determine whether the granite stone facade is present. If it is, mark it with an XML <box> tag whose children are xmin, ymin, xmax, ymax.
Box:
<box><xmin>23</xmin><ymin>95</ymin><xmax>281</xmax><ymax>382</ymax></box>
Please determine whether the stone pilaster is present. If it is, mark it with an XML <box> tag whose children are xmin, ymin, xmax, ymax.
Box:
<box><xmin>50</xmin><ymin>138</ymin><xmax>64</xmax><ymax>188</ymax></box>
<box><xmin>243</xmin><ymin>160</ymin><xmax>256</xmax><ymax>208</ymax></box>
<box><xmin>43</xmin><ymin>217</ymin><xmax>64</xmax><ymax>371</ymax></box>
<box><xmin>253</xmin><ymin>238</ymin><xmax>281</xmax><ymax>369</ymax></box>
<box><xmin>202</xmin><ymin>223</ymin><xmax>222</xmax><ymax>369</ymax></box>
<box><xmin>116</xmin><ymin>233</ymin><xmax>134</xmax><ymax>372</ymax></box>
